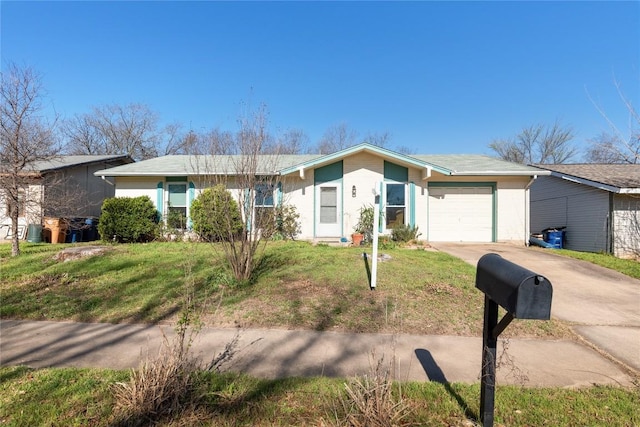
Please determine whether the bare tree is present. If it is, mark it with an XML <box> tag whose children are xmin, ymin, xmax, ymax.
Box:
<box><xmin>489</xmin><ymin>121</ymin><xmax>577</xmax><ymax>164</ymax></box>
<box><xmin>62</xmin><ymin>103</ymin><xmax>161</xmax><ymax>160</ymax></box>
<box><xmin>363</xmin><ymin>130</ymin><xmax>391</xmax><ymax>148</ymax></box>
<box><xmin>195</xmin><ymin>104</ymin><xmax>291</xmax><ymax>281</ymax></box>
<box><xmin>0</xmin><ymin>63</ymin><xmax>59</xmax><ymax>256</ymax></box>
<box><xmin>313</xmin><ymin>122</ymin><xmax>359</xmax><ymax>154</ymax></box>
<box><xmin>262</xmin><ymin>128</ymin><xmax>308</xmax><ymax>155</ymax></box>
<box><xmin>586</xmin><ymin>79</ymin><xmax>639</xmax><ymax>164</ymax></box>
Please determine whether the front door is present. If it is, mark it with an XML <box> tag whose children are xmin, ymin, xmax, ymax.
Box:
<box><xmin>315</xmin><ymin>184</ymin><xmax>342</xmax><ymax>237</ymax></box>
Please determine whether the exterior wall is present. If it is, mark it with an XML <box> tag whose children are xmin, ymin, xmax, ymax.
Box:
<box><xmin>281</xmin><ymin>173</ymin><xmax>315</xmax><ymax>240</ymax></box>
<box><xmin>343</xmin><ymin>152</ymin><xmax>386</xmax><ymax>235</ymax></box>
<box><xmin>612</xmin><ymin>194</ymin><xmax>640</xmax><ymax>258</ymax></box>
<box><xmin>114</xmin><ymin>177</ymin><xmax>158</xmax><ymax>201</ymax></box>
<box><xmin>43</xmin><ymin>163</ymin><xmax>118</xmax><ymax>218</ymax></box>
<box><xmin>496</xmin><ymin>177</ymin><xmax>531</xmax><ymax>243</ymax></box>
<box><xmin>530</xmin><ymin>176</ymin><xmax>610</xmax><ymax>253</ymax></box>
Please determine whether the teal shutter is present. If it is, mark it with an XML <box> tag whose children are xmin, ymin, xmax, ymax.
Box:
<box><xmin>409</xmin><ymin>182</ymin><xmax>416</xmax><ymax>227</ymax></box>
<box><xmin>156</xmin><ymin>182</ymin><xmax>164</xmax><ymax>220</ymax></box>
<box><xmin>187</xmin><ymin>182</ymin><xmax>195</xmax><ymax>228</ymax></box>
<box><xmin>277</xmin><ymin>181</ymin><xmax>283</xmax><ymax>206</ymax></box>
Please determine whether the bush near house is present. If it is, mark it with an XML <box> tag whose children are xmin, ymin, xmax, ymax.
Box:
<box><xmin>98</xmin><ymin>196</ymin><xmax>159</xmax><ymax>243</ymax></box>
<box><xmin>190</xmin><ymin>185</ymin><xmax>243</xmax><ymax>242</ymax></box>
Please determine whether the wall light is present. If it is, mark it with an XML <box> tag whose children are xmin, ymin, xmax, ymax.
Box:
<box><xmin>352</xmin><ymin>185</ymin><xmax>357</xmax><ymax>198</ymax></box>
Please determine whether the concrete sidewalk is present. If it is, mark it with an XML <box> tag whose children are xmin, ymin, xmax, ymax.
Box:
<box><xmin>1</xmin><ymin>319</ymin><xmax>635</xmax><ymax>387</ymax></box>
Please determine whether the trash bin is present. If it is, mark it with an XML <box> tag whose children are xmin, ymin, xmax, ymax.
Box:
<box><xmin>83</xmin><ymin>217</ymin><xmax>98</xmax><ymax>241</ymax></box>
<box><xmin>543</xmin><ymin>227</ymin><xmax>566</xmax><ymax>249</ymax></box>
<box><xmin>27</xmin><ymin>224</ymin><xmax>43</xmax><ymax>243</ymax></box>
<box><xmin>66</xmin><ymin>218</ymin><xmax>84</xmax><ymax>243</ymax></box>
<box><xmin>44</xmin><ymin>217</ymin><xmax>68</xmax><ymax>244</ymax></box>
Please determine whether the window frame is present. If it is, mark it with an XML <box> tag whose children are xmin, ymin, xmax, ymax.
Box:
<box><xmin>384</xmin><ymin>182</ymin><xmax>407</xmax><ymax>231</ymax></box>
<box><xmin>166</xmin><ymin>182</ymin><xmax>188</xmax><ymax>229</ymax></box>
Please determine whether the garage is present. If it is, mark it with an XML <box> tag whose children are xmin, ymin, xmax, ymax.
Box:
<box><xmin>428</xmin><ymin>186</ymin><xmax>494</xmax><ymax>242</ymax></box>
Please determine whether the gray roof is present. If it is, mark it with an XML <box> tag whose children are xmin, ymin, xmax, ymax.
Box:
<box><xmin>534</xmin><ymin>164</ymin><xmax>640</xmax><ymax>191</ymax></box>
<box><xmin>95</xmin><ymin>145</ymin><xmax>544</xmax><ymax>178</ymax></box>
<box><xmin>94</xmin><ymin>154</ymin><xmax>322</xmax><ymax>177</ymax></box>
<box><xmin>413</xmin><ymin>154</ymin><xmax>545</xmax><ymax>175</ymax></box>
<box><xmin>25</xmin><ymin>155</ymin><xmax>133</xmax><ymax>173</ymax></box>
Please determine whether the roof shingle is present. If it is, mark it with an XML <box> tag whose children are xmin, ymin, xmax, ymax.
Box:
<box><xmin>534</xmin><ymin>164</ymin><xmax>640</xmax><ymax>190</ymax></box>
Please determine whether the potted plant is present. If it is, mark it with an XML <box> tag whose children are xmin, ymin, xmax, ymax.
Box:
<box><xmin>352</xmin><ymin>205</ymin><xmax>375</xmax><ymax>245</ymax></box>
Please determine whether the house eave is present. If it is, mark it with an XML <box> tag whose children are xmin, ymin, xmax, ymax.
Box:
<box><xmin>449</xmin><ymin>170</ymin><xmax>552</xmax><ymax>176</ymax></box>
<box><xmin>550</xmin><ymin>171</ymin><xmax>628</xmax><ymax>194</ymax></box>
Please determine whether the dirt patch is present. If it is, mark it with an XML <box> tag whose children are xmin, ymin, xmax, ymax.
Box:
<box><xmin>53</xmin><ymin>246</ymin><xmax>113</xmax><ymax>262</ymax></box>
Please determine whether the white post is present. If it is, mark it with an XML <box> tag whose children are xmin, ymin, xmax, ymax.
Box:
<box><xmin>371</xmin><ymin>184</ymin><xmax>381</xmax><ymax>289</ymax></box>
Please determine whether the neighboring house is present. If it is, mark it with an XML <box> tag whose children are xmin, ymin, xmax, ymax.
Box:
<box><xmin>530</xmin><ymin>164</ymin><xmax>640</xmax><ymax>258</ymax></box>
<box><xmin>94</xmin><ymin>143</ymin><xmax>547</xmax><ymax>244</ymax></box>
<box><xmin>0</xmin><ymin>155</ymin><xmax>133</xmax><ymax>239</ymax></box>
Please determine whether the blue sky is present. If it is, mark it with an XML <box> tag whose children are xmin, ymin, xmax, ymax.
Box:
<box><xmin>1</xmin><ymin>1</ymin><xmax>638</xmax><ymax>156</ymax></box>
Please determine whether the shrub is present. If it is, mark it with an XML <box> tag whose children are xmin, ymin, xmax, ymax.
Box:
<box><xmin>274</xmin><ymin>204</ymin><xmax>300</xmax><ymax>240</ymax></box>
<box><xmin>391</xmin><ymin>224</ymin><xmax>421</xmax><ymax>243</ymax></box>
<box><xmin>98</xmin><ymin>196</ymin><xmax>159</xmax><ymax>243</ymax></box>
<box><xmin>190</xmin><ymin>185</ymin><xmax>243</xmax><ymax>242</ymax></box>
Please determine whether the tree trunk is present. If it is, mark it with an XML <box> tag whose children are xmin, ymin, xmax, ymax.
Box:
<box><xmin>10</xmin><ymin>207</ymin><xmax>20</xmax><ymax>257</ymax></box>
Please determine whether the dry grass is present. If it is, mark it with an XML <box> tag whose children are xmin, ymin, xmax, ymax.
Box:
<box><xmin>334</xmin><ymin>353</ymin><xmax>413</xmax><ymax>427</ymax></box>
<box><xmin>111</xmin><ymin>329</ymin><xmax>203</xmax><ymax>426</ymax></box>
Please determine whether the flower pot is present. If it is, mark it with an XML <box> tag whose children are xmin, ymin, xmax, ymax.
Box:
<box><xmin>351</xmin><ymin>233</ymin><xmax>364</xmax><ymax>246</ymax></box>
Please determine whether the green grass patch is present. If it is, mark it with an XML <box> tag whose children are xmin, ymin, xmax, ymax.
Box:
<box><xmin>555</xmin><ymin>249</ymin><xmax>640</xmax><ymax>280</ymax></box>
<box><xmin>1</xmin><ymin>366</ymin><xmax>638</xmax><ymax>426</ymax></box>
<box><xmin>0</xmin><ymin>241</ymin><xmax>569</xmax><ymax>337</ymax></box>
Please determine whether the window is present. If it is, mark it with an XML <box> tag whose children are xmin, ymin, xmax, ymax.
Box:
<box><xmin>385</xmin><ymin>183</ymin><xmax>405</xmax><ymax>229</ymax></box>
<box><xmin>254</xmin><ymin>184</ymin><xmax>275</xmax><ymax>227</ymax></box>
<box><xmin>320</xmin><ymin>187</ymin><xmax>337</xmax><ymax>223</ymax></box>
<box><xmin>167</xmin><ymin>183</ymin><xmax>187</xmax><ymax>228</ymax></box>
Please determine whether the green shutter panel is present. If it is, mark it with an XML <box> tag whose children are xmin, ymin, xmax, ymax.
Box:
<box><xmin>156</xmin><ymin>182</ymin><xmax>164</xmax><ymax>219</ymax></box>
<box><xmin>187</xmin><ymin>182</ymin><xmax>195</xmax><ymax>228</ymax></box>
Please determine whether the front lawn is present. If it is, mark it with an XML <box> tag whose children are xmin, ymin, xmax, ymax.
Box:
<box><xmin>0</xmin><ymin>241</ymin><xmax>570</xmax><ymax>338</ymax></box>
<box><xmin>1</xmin><ymin>366</ymin><xmax>638</xmax><ymax>426</ymax></box>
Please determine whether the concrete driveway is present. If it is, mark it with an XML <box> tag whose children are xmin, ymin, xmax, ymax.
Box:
<box><xmin>432</xmin><ymin>243</ymin><xmax>640</xmax><ymax>374</ymax></box>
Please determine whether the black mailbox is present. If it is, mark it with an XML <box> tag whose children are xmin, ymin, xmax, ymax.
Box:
<box><xmin>476</xmin><ymin>253</ymin><xmax>552</xmax><ymax>320</ymax></box>
<box><xmin>476</xmin><ymin>253</ymin><xmax>554</xmax><ymax>426</ymax></box>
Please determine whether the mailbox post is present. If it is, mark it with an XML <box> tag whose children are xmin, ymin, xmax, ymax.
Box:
<box><xmin>475</xmin><ymin>253</ymin><xmax>553</xmax><ymax>427</ymax></box>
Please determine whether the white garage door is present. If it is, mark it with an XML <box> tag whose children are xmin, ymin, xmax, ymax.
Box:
<box><xmin>428</xmin><ymin>186</ymin><xmax>493</xmax><ymax>242</ymax></box>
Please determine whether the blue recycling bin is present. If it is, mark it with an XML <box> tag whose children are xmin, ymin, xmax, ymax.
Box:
<box><xmin>543</xmin><ymin>228</ymin><xmax>566</xmax><ymax>249</ymax></box>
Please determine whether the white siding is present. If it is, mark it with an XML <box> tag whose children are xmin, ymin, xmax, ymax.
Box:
<box><xmin>282</xmin><ymin>172</ymin><xmax>315</xmax><ymax>240</ymax></box>
<box><xmin>530</xmin><ymin>176</ymin><xmax>609</xmax><ymax>253</ymax></box>
<box><xmin>114</xmin><ymin>177</ymin><xmax>158</xmax><ymax>202</ymax></box>
<box><xmin>496</xmin><ymin>179</ymin><xmax>530</xmax><ymax>243</ymax></box>
<box><xmin>613</xmin><ymin>194</ymin><xmax>640</xmax><ymax>258</ymax></box>
<box><xmin>343</xmin><ymin>152</ymin><xmax>385</xmax><ymax>236</ymax></box>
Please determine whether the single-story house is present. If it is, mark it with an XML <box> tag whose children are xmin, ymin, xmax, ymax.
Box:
<box><xmin>530</xmin><ymin>164</ymin><xmax>640</xmax><ymax>258</ymax></box>
<box><xmin>94</xmin><ymin>143</ymin><xmax>547</xmax><ymax>244</ymax></box>
<box><xmin>0</xmin><ymin>155</ymin><xmax>133</xmax><ymax>240</ymax></box>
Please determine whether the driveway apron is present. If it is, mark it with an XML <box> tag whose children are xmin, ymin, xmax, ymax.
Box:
<box><xmin>433</xmin><ymin>243</ymin><xmax>640</xmax><ymax>373</ymax></box>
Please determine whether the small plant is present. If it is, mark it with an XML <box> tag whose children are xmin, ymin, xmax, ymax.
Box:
<box><xmin>336</xmin><ymin>353</ymin><xmax>411</xmax><ymax>427</ymax></box>
<box><xmin>166</xmin><ymin>208</ymin><xmax>187</xmax><ymax>230</ymax></box>
<box><xmin>273</xmin><ymin>204</ymin><xmax>301</xmax><ymax>240</ymax></box>
<box><xmin>391</xmin><ymin>224</ymin><xmax>421</xmax><ymax>243</ymax></box>
<box><xmin>98</xmin><ymin>196</ymin><xmax>159</xmax><ymax>243</ymax></box>
<box><xmin>379</xmin><ymin>236</ymin><xmax>397</xmax><ymax>250</ymax></box>
<box><xmin>354</xmin><ymin>205</ymin><xmax>382</xmax><ymax>243</ymax></box>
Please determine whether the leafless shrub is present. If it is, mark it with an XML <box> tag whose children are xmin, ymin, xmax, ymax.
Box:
<box><xmin>333</xmin><ymin>352</ymin><xmax>413</xmax><ymax>427</ymax></box>
<box><xmin>111</xmin><ymin>247</ymin><xmax>235</xmax><ymax>425</ymax></box>
<box><xmin>111</xmin><ymin>329</ymin><xmax>202</xmax><ymax>426</ymax></box>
